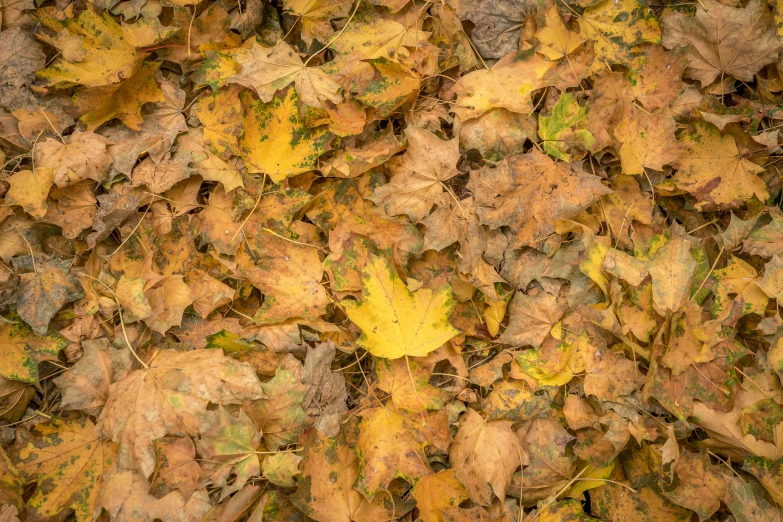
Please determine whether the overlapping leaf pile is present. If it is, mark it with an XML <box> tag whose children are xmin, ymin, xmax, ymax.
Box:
<box><xmin>2</xmin><ymin>0</ymin><xmax>783</xmax><ymax>519</ymax></box>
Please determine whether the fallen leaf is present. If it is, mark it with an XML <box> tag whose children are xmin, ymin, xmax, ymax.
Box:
<box><xmin>197</xmin><ymin>407</ymin><xmax>261</xmax><ymax>499</ymax></box>
<box><xmin>301</xmin><ymin>341</ymin><xmax>348</xmax><ymax>436</ymax></box>
<box><xmin>0</xmin><ymin>28</ymin><xmax>46</xmax><ymax>90</ymax></box>
<box><xmin>6</xmin><ymin>168</ymin><xmax>54</xmax><ymax>219</ymax></box>
<box><xmin>537</xmin><ymin>92</ymin><xmax>594</xmax><ymax>162</ymax></box>
<box><xmin>187</xmin><ymin>269</ymin><xmax>235</xmax><ymax>318</ymax></box>
<box><xmin>235</xmin><ymin>229</ymin><xmax>329</xmax><ymax>324</ymax></box>
<box><xmin>411</xmin><ymin>469</ymin><xmax>470</xmax><ymax>522</ymax></box>
<box><xmin>468</xmin><ymin>150</ymin><xmax>610</xmax><ymax>247</ymax></box>
<box><xmin>74</xmin><ymin>61</ymin><xmax>164</xmax><ymax>131</ymax></box>
<box><xmin>191</xmin><ymin>85</ymin><xmax>243</xmax><ymax>159</ymax></box>
<box><xmin>322</xmin><ymin>128</ymin><xmax>405</xmax><ymax>178</ymax></box>
<box><xmin>377</xmin><ymin>356</ymin><xmax>451</xmax><ymax>412</ymax></box>
<box><xmin>723</xmin><ymin>475</ymin><xmax>781</xmax><ymax>522</ymax></box>
<box><xmin>132</xmin><ymin>155</ymin><xmax>193</xmax><ymax>194</ymax></box>
<box><xmin>43</xmin><ymin>184</ymin><xmax>99</xmax><ymax>239</ymax></box>
<box><xmin>452</xmin><ymin>55</ymin><xmax>559</xmax><ymax>120</ymax></box>
<box><xmin>583</xmin><ymin>346</ymin><xmax>641</xmax><ymax>402</ymax></box>
<box><xmin>149</xmin><ymin>436</ymin><xmax>202</xmax><ymax>500</ymax></box>
<box><xmin>662</xmin><ymin>0</ymin><xmax>781</xmax><ymax>86</ymax></box>
<box><xmin>536</xmin><ymin>6</ymin><xmax>586</xmax><ymax>61</ymax></box>
<box><xmin>564</xmin><ymin>394</ymin><xmax>599</xmax><ymax>431</ymax></box>
<box><xmin>578</xmin><ymin>0</ymin><xmax>661</xmax><ymax>71</ymax></box>
<box><xmin>143</xmin><ymin>275</ymin><xmax>194</xmax><ymax>335</ymax></box>
<box><xmin>456</xmin><ymin>109</ymin><xmax>533</xmax><ymax>162</ymax></box>
<box><xmin>613</xmin><ymin>107</ymin><xmax>680</xmax><ymax>175</ymax></box>
<box><xmin>330</xmin><ymin>18</ymin><xmax>429</xmax><ymax>62</ymax></box>
<box><xmin>115</xmin><ymin>276</ymin><xmax>152</xmax><ymax>322</ymax></box>
<box><xmin>36</xmin><ymin>7</ymin><xmax>148</xmax><ymax>88</ymax></box>
<box><xmin>240</xmin><ymin>86</ymin><xmax>332</xmax><ymax>182</ymax></box>
<box><xmin>484</xmin><ymin>379</ymin><xmax>551</xmax><ymax>422</ymax></box>
<box><xmin>53</xmin><ymin>339</ymin><xmax>131</xmax><ymax>416</ymax></box>
<box><xmin>0</xmin><ymin>376</ymin><xmax>34</xmax><ymax>422</ymax></box>
<box><xmin>34</xmin><ymin>131</ymin><xmax>113</xmax><ymax>187</ymax></box>
<box><xmin>743</xmin><ymin>456</ymin><xmax>783</xmax><ymax>506</ymax></box>
<box><xmin>263</xmin><ymin>452</ymin><xmax>303</xmax><ymax>488</ymax></box>
<box><xmin>199</xmin><ymin>39</ymin><xmax>342</xmax><ymax>108</ymax></box>
<box><xmin>0</xmin><ymin>320</ymin><xmax>67</xmax><ymax>384</ymax></box>
<box><xmin>282</xmin><ymin>0</ymin><xmax>352</xmax><ymax>46</ymax></box>
<box><xmin>96</xmin><ymin>469</ymin><xmax>211</xmax><ymax>522</ymax></box>
<box><xmin>450</xmin><ymin>408</ymin><xmax>521</xmax><ymax>506</ymax></box>
<box><xmin>291</xmin><ymin>427</ymin><xmax>400</xmax><ymax>522</ymax></box>
<box><xmin>342</xmin><ymin>254</ymin><xmax>459</xmax><ymax>359</ymax></box>
<box><xmin>10</xmin><ymin>417</ymin><xmax>117</xmax><ymax>522</ymax></box>
<box><xmin>355</xmin><ymin>406</ymin><xmax>432</xmax><ymax>497</ymax></box>
<box><xmin>744</xmin><ymin>210</ymin><xmax>783</xmax><ymax>258</ymax></box>
<box><xmin>371</xmin><ymin>126</ymin><xmax>460</xmax><ymax>222</ymax></box>
<box><xmin>98</xmin><ymin>349</ymin><xmax>265</xmax><ymax>476</ymax></box>
<box><xmin>591</xmin><ymin>481</ymin><xmax>692</xmax><ymax>522</ymax></box>
<box><xmin>18</xmin><ymin>257</ymin><xmax>84</xmax><ymax>335</ymax></box>
<box><xmin>664</xmin><ymin>121</ymin><xmax>768</xmax><ymax>210</ymax></box>
<box><xmin>497</xmin><ymin>290</ymin><xmax>565</xmax><ymax>348</ymax></box>
<box><xmin>663</xmin><ymin>451</ymin><xmax>725</xmax><ymax>520</ymax></box>
<box><xmin>245</xmin><ymin>366</ymin><xmax>309</xmax><ymax>450</ymax></box>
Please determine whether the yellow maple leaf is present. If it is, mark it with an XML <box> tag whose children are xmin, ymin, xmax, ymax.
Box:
<box><xmin>664</xmin><ymin>121</ymin><xmax>768</xmax><ymax>209</ymax></box>
<box><xmin>191</xmin><ymin>86</ymin><xmax>243</xmax><ymax>159</ymax></box>
<box><xmin>411</xmin><ymin>469</ymin><xmax>469</xmax><ymax>522</ymax></box>
<box><xmin>74</xmin><ymin>61</ymin><xmax>164</xmax><ymax>131</ymax></box>
<box><xmin>10</xmin><ymin>417</ymin><xmax>117</xmax><ymax>522</ymax></box>
<box><xmin>578</xmin><ymin>0</ymin><xmax>661</xmax><ymax>72</ymax></box>
<box><xmin>330</xmin><ymin>18</ymin><xmax>430</xmax><ymax>62</ymax></box>
<box><xmin>355</xmin><ymin>406</ymin><xmax>432</xmax><ymax>496</ymax></box>
<box><xmin>342</xmin><ymin>254</ymin><xmax>459</xmax><ymax>359</ymax></box>
<box><xmin>195</xmin><ymin>39</ymin><xmax>342</xmax><ymax>108</ymax></box>
<box><xmin>452</xmin><ymin>54</ymin><xmax>559</xmax><ymax>120</ymax></box>
<box><xmin>536</xmin><ymin>6</ymin><xmax>586</xmax><ymax>61</ymax></box>
<box><xmin>6</xmin><ymin>167</ymin><xmax>54</xmax><ymax>218</ymax></box>
<box><xmin>36</xmin><ymin>7</ymin><xmax>147</xmax><ymax>88</ymax></box>
<box><xmin>240</xmin><ymin>86</ymin><xmax>332</xmax><ymax>182</ymax></box>
<box><xmin>613</xmin><ymin>106</ymin><xmax>680</xmax><ymax>175</ymax></box>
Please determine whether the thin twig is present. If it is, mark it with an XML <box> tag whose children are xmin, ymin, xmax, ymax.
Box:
<box><xmin>17</xmin><ymin>232</ymin><xmax>36</xmax><ymax>273</ymax></box>
<box><xmin>303</xmin><ymin>0</ymin><xmax>362</xmax><ymax>67</ymax></box>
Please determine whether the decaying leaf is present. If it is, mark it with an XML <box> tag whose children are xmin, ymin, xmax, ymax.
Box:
<box><xmin>245</xmin><ymin>365</ymin><xmax>308</xmax><ymax>450</ymax></box>
<box><xmin>411</xmin><ymin>469</ymin><xmax>470</xmax><ymax>522</ymax></box>
<box><xmin>662</xmin><ymin>0</ymin><xmax>782</xmax><ymax>86</ymax></box>
<box><xmin>53</xmin><ymin>339</ymin><xmax>131</xmax><ymax>416</ymax></box>
<box><xmin>450</xmin><ymin>408</ymin><xmax>521</xmax><ymax>506</ymax></box>
<box><xmin>149</xmin><ymin>436</ymin><xmax>202</xmax><ymax>500</ymax></box>
<box><xmin>10</xmin><ymin>417</ymin><xmax>117</xmax><ymax>522</ymax></box>
<box><xmin>240</xmin><ymin>86</ymin><xmax>332</xmax><ymax>182</ymax></box>
<box><xmin>35</xmin><ymin>8</ymin><xmax>148</xmax><ymax>88</ymax></box>
<box><xmin>0</xmin><ymin>320</ymin><xmax>68</xmax><ymax>384</ymax></box>
<box><xmin>98</xmin><ymin>349</ymin><xmax>265</xmax><ymax>477</ymax></box>
<box><xmin>6</xmin><ymin>168</ymin><xmax>55</xmax><ymax>219</ymax></box>
<box><xmin>17</xmin><ymin>257</ymin><xmax>85</xmax><ymax>335</ymax></box>
<box><xmin>197</xmin><ymin>407</ymin><xmax>261</xmax><ymax>499</ymax></box>
<box><xmin>355</xmin><ymin>406</ymin><xmax>432</xmax><ymax>497</ymax></box>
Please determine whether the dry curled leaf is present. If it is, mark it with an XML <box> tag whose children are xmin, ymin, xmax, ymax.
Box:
<box><xmin>450</xmin><ymin>408</ymin><xmax>521</xmax><ymax>507</ymax></box>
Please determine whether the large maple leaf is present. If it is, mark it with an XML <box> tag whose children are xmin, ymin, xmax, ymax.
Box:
<box><xmin>468</xmin><ymin>149</ymin><xmax>610</xmax><ymax>248</ymax></box>
<box><xmin>97</xmin><ymin>349</ymin><xmax>265</xmax><ymax>477</ymax></box>
<box><xmin>342</xmin><ymin>254</ymin><xmax>459</xmax><ymax>359</ymax></box>
<box><xmin>662</xmin><ymin>0</ymin><xmax>782</xmax><ymax>86</ymax></box>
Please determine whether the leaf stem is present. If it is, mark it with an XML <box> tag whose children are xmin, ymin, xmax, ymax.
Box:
<box><xmin>302</xmin><ymin>0</ymin><xmax>362</xmax><ymax>67</ymax></box>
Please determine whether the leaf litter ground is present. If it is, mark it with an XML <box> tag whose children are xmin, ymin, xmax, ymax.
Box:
<box><xmin>2</xmin><ymin>0</ymin><xmax>783</xmax><ymax>521</ymax></box>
